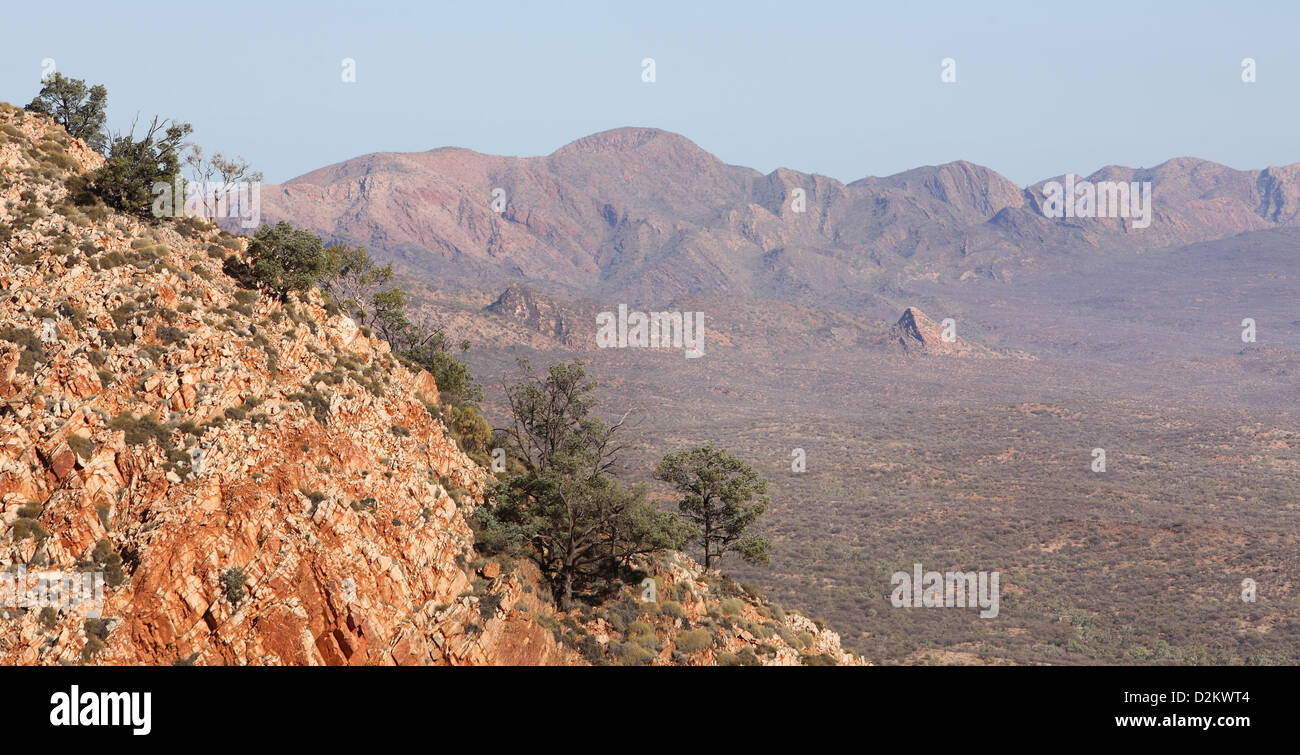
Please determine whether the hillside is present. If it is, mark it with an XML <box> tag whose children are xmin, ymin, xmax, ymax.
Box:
<box><xmin>0</xmin><ymin>103</ymin><xmax>862</xmax><ymax>666</ymax></box>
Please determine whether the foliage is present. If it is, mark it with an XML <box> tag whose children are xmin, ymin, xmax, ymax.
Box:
<box><xmin>221</xmin><ymin>567</ymin><xmax>247</xmax><ymax>605</ymax></box>
<box><xmin>25</xmin><ymin>73</ymin><xmax>108</xmax><ymax>152</ymax></box>
<box><xmin>675</xmin><ymin>627</ymin><xmax>713</xmax><ymax>653</ymax></box>
<box><xmin>91</xmin><ymin>539</ymin><xmax>127</xmax><ymax>587</ymax></box>
<box><xmin>183</xmin><ymin>145</ymin><xmax>262</xmax><ymax>220</ymax></box>
<box><xmin>244</xmin><ymin>222</ymin><xmax>330</xmax><ymax>297</ymax></box>
<box><xmin>91</xmin><ymin>115</ymin><xmax>192</xmax><ymax>217</ymax></box>
<box><xmin>474</xmin><ymin>360</ymin><xmax>692</xmax><ymax>606</ymax></box>
<box><xmin>654</xmin><ymin>444</ymin><xmax>772</xmax><ymax>569</ymax></box>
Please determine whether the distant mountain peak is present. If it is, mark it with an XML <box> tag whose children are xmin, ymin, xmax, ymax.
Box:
<box><xmin>550</xmin><ymin>127</ymin><xmax>708</xmax><ymax>158</ymax></box>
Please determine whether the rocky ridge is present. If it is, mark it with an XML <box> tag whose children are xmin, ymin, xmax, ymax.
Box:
<box><xmin>0</xmin><ymin>103</ymin><xmax>862</xmax><ymax>666</ymax></box>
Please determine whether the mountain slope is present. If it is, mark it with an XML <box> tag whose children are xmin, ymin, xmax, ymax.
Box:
<box><xmin>0</xmin><ymin>103</ymin><xmax>861</xmax><ymax>666</ymax></box>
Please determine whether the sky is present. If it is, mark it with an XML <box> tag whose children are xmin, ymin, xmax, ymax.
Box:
<box><xmin>2</xmin><ymin>0</ymin><xmax>1297</xmax><ymax>186</ymax></box>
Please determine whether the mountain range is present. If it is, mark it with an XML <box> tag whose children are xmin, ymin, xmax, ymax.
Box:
<box><xmin>251</xmin><ymin>127</ymin><xmax>1300</xmax><ymax>309</ymax></box>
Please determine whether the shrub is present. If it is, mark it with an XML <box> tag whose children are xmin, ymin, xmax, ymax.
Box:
<box><xmin>80</xmin><ymin>635</ymin><xmax>106</xmax><ymax>663</ymax></box>
<box><xmin>716</xmin><ymin>651</ymin><xmax>741</xmax><ymax>666</ymax></box>
<box><xmin>402</xmin><ymin>346</ymin><xmax>482</xmax><ymax>409</ymax></box>
<box><xmin>660</xmin><ymin>600</ymin><xmax>685</xmax><ymax>618</ymax></box>
<box><xmin>10</xmin><ymin>518</ymin><xmax>48</xmax><ymax>542</ymax></box>
<box><xmin>800</xmin><ymin>653</ymin><xmax>838</xmax><ymax>666</ymax></box>
<box><xmin>91</xmin><ymin>539</ymin><xmax>126</xmax><ymax>586</ymax></box>
<box><xmin>221</xmin><ymin>567</ymin><xmax>247</xmax><ymax>605</ymax></box>
<box><xmin>0</xmin><ymin>326</ymin><xmax>45</xmax><ymax>375</ymax></box>
<box><xmin>244</xmin><ymin>222</ymin><xmax>330</xmax><ymax>296</ymax></box>
<box><xmin>108</xmin><ymin>412</ymin><xmax>170</xmax><ymax>447</ymax></box>
<box><xmin>626</xmin><ymin>620</ymin><xmax>655</xmax><ymax>640</ymax></box>
<box><xmin>578</xmin><ymin>634</ymin><xmax>607</xmax><ymax>664</ymax></box>
<box><xmin>155</xmin><ymin>325</ymin><xmax>187</xmax><ymax>346</ymax></box>
<box><xmin>478</xmin><ymin>592</ymin><xmax>504</xmax><ymax>620</ymax></box>
<box><xmin>39</xmin><ymin>606</ymin><xmax>59</xmax><ymax>630</ymax></box>
<box><xmin>84</xmin><ymin>617</ymin><xmax>110</xmax><ymax>641</ymax></box>
<box><xmin>675</xmin><ymin>627</ymin><xmax>712</xmax><ymax>653</ymax></box>
<box><xmin>720</xmin><ymin>598</ymin><xmax>745</xmax><ymax>617</ymax></box>
<box><xmin>174</xmin><ymin>216</ymin><xmax>209</xmax><ymax>239</ymax></box>
<box><xmin>91</xmin><ymin>116</ymin><xmax>191</xmax><ymax>217</ymax></box>
<box><xmin>25</xmin><ymin>73</ymin><xmax>108</xmax><ymax>152</ymax></box>
<box><xmin>287</xmin><ymin>389</ymin><xmax>330</xmax><ymax>425</ymax></box>
<box><xmin>610</xmin><ymin>639</ymin><xmax>656</xmax><ymax>666</ymax></box>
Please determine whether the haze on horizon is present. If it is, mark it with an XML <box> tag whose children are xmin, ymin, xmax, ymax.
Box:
<box><xmin>2</xmin><ymin>0</ymin><xmax>1298</xmax><ymax>186</ymax></box>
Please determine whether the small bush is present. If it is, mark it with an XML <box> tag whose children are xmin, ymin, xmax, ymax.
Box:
<box><xmin>155</xmin><ymin>325</ymin><xmax>187</xmax><ymax>346</ymax></box>
<box><xmin>800</xmin><ymin>653</ymin><xmax>838</xmax><ymax>666</ymax></box>
<box><xmin>108</xmin><ymin>411</ymin><xmax>170</xmax><ymax>447</ymax></box>
<box><xmin>0</xmin><ymin>326</ymin><xmax>45</xmax><ymax>375</ymax></box>
<box><xmin>221</xmin><ymin>567</ymin><xmax>247</xmax><ymax>605</ymax></box>
<box><xmin>65</xmin><ymin>433</ymin><xmax>94</xmax><ymax>459</ymax></box>
<box><xmin>287</xmin><ymin>389</ymin><xmax>330</xmax><ymax>425</ymax></box>
<box><xmin>675</xmin><ymin>627</ymin><xmax>713</xmax><ymax>653</ymax></box>
<box><xmin>91</xmin><ymin>539</ymin><xmax>126</xmax><ymax>586</ymax></box>
<box><xmin>174</xmin><ymin>216</ymin><xmax>209</xmax><ymax>239</ymax></box>
<box><xmin>80</xmin><ymin>635</ymin><xmax>106</xmax><ymax>663</ymax></box>
<box><xmin>10</xmin><ymin>518</ymin><xmax>48</xmax><ymax>542</ymax></box>
<box><xmin>626</xmin><ymin>620</ymin><xmax>655</xmax><ymax>640</ymax></box>
<box><xmin>478</xmin><ymin>592</ymin><xmax>504</xmax><ymax>620</ymax></box>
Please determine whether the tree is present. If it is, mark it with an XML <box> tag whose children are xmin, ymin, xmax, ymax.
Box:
<box><xmin>91</xmin><ymin>115</ymin><xmax>192</xmax><ymax>217</ymax></box>
<box><xmin>354</xmin><ymin>281</ymin><xmax>482</xmax><ymax>408</ymax></box>
<box><xmin>321</xmin><ymin>243</ymin><xmax>393</xmax><ymax>323</ymax></box>
<box><xmin>244</xmin><ymin>221</ymin><xmax>330</xmax><ymax>296</ymax></box>
<box><xmin>183</xmin><ymin>146</ymin><xmax>262</xmax><ymax>220</ymax></box>
<box><xmin>476</xmin><ymin>360</ymin><xmax>691</xmax><ymax>606</ymax></box>
<box><xmin>654</xmin><ymin>445</ymin><xmax>772</xmax><ymax>570</ymax></box>
<box><xmin>402</xmin><ymin>340</ymin><xmax>481</xmax><ymax>408</ymax></box>
<box><xmin>25</xmin><ymin>73</ymin><xmax>108</xmax><ymax>152</ymax></box>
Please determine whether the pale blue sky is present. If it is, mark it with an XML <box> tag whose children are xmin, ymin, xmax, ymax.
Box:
<box><xmin>3</xmin><ymin>0</ymin><xmax>1296</xmax><ymax>185</ymax></box>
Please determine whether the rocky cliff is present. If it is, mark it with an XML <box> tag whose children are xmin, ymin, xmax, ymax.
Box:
<box><xmin>0</xmin><ymin>103</ymin><xmax>862</xmax><ymax>666</ymax></box>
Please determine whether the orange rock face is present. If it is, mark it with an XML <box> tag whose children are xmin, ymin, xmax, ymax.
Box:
<box><xmin>0</xmin><ymin>103</ymin><xmax>862</xmax><ymax>666</ymax></box>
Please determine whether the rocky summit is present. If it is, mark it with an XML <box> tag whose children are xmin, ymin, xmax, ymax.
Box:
<box><xmin>0</xmin><ymin>103</ymin><xmax>861</xmax><ymax>666</ymax></box>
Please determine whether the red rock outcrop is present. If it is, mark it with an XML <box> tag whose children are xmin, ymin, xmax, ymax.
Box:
<box><xmin>0</xmin><ymin>103</ymin><xmax>863</xmax><ymax>666</ymax></box>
